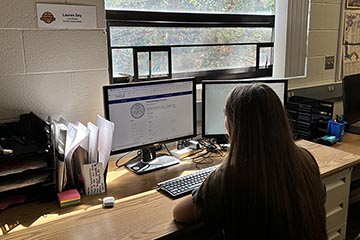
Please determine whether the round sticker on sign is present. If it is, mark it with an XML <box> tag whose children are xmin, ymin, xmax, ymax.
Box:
<box><xmin>40</xmin><ymin>11</ymin><xmax>56</xmax><ymax>24</ymax></box>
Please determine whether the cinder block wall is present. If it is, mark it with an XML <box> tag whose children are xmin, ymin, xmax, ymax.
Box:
<box><xmin>0</xmin><ymin>0</ymin><xmax>108</xmax><ymax>124</ymax></box>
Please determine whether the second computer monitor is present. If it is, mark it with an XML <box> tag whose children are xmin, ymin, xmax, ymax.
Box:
<box><xmin>202</xmin><ymin>79</ymin><xmax>288</xmax><ymax>143</ymax></box>
<box><xmin>343</xmin><ymin>74</ymin><xmax>360</xmax><ymax>134</ymax></box>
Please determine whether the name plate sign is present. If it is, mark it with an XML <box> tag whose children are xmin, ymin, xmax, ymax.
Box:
<box><xmin>36</xmin><ymin>3</ymin><xmax>97</xmax><ymax>29</ymax></box>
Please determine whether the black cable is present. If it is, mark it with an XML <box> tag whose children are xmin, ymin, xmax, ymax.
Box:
<box><xmin>115</xmin><ymin>151</ymin><xmax>139</xmax><ymax>168</ymax></box>
<box><xmin>190</xmin><ymin>142</ymin><xmax>228</xmax><ymax>168</ymax></box>
<box><xmin>163</xmin><ymin>144</ymin><xmax>173</xmax><ymax>156</ymax></box>
<box><xmin>193</xmin><ymin>157</ymin><xmax>214</xmax><ymax>168</ymax></box>
<box><xmin>191</xmin><ymin>151</ymin><xmax>214</xmax><ymax>168</ymax></box>
<box><xmin>182</xmin><ymin>148</ymin><xmax>204</xmax><ymax>159</ymax></box>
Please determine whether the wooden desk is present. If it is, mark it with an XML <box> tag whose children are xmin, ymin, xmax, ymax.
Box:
<box><xmin>333</xmin><ymin>133</ymin><xmax>360</xmax><ymax>205</ymax></box>
<box><xmin>332</xmin><ymin>133</ymin><xmax>360</xmax><ymax>156</ymax></box>
<box><xmin>296</xmin><ymin>138</ymin><xmax>360</xmax><ymax>177</ymax></box>
<box><xmin>1</xmin><ymin>140</ymin><xmax>359</xmax><ymax>240</ymax></box>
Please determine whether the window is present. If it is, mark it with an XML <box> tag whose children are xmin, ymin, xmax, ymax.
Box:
<box><xmin>105</xmin><ymin>1</ymin><xmax>274</xmax><ymax>14</ymax></box>
<box><xmin>106</xmin><ymin>1</ymin><xmax>275</xmax><ymax>82</ymax></box>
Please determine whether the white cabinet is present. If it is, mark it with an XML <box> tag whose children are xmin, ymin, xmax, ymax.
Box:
<box><xmin>324</xmin><ymin>168</ymin><xmax>352</xmax><ymax>240</ymax></box>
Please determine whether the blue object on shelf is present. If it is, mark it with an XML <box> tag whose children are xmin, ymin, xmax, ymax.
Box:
<box><xmin>327</xmin><ymin>120</ymin><xmax>347</xmax><ymax>142</ymax></box>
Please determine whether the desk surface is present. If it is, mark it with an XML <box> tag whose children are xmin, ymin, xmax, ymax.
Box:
<box><xmin>297</xmin><ymin>137</ymin><xmax>360</xmax><ymax>177</ymax></box>
<box><xmin>333</xmin><ymin>132</ymin><xmax>360</xmax><ymax>156</ymax></box>
<box><xmin>1</xmin><ymin>138</ymin><xmax>360</xmax><ymax>240</ymax></box>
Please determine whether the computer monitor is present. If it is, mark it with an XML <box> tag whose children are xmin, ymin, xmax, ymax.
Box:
<box><xmin>202</xmin><ymin>79</ymin><xmax>288</xmax><ymax>143</ymax></box>
<box><xmin>343</xmin><ymin>74</ymin><xmax>360</xmax><ymax>134</ymax></box>
<box><xmin>103</xmin><ymin>78</ymin><xmax>197</xmax><ymax>174</ymax></box>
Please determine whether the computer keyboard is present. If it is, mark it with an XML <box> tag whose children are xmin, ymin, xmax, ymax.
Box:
<box><xmin>157</xmin><ymin>164</ymin><xmax>219</xmax><ymax>197</ymax></box>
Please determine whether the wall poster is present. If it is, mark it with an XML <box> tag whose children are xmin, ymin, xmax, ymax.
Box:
<box><xmin>347</xmin><ymin>0</ymin><xmax>360</xmax><ymax>9</ymax></box>
<box><xmin>343</xmin><ymin>45</ymin><xmax>360</xmax><ymax>76</ymax></box>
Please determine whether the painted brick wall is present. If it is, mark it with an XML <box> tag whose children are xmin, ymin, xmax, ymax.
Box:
<box><xmin>0</xmin><ymin>0</ymin><xmax>108</xmax><ymax>124</ymax></box>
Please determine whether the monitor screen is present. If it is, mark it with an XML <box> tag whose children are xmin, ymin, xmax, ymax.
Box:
<box><xmin>103</xmin><ymin>78</ymin><xmax>197</xmax><ymax>173</ymax></box>
<box><xmin>202</xmin><ymin>79</ymin><xmax>288</xmax><ymax>143</ymax></box>
<box><xmin>343</xmin><ymin>74</ymin><xmax>360</xmax><ymax>134</ymax></box>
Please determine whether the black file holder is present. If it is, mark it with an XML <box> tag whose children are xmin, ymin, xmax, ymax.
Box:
<box><xmin>0</xmin><ymin>112</ymin><xmax>56</xmax><ymax>208</ymax></box>
<box><xmin>286</xmin><ymin>96</ymin><xmax>334</xmax><ymax>140</ymax></box>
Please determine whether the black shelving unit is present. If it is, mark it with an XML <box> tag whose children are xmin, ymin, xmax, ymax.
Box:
<box><xmin>0</xmin><ymin>112</ymin><xmax>56</xmax><ymax>209</ymax></box>
<box><xmin>286</xmin><ymin>96</ymin><xmax>334</xmax><ymax>140</ymax></box>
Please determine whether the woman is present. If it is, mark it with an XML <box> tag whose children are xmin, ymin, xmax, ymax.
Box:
<box><xmin>173</xmin><ymin>83</ymin><xmax>327</xmax><ymax>239</ymax></box>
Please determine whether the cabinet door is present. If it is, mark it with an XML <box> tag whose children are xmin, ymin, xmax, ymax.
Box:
<box><xmin>324</xmin><ymin>168</ymin><xmax>352</xmax><ymax>236</ymax></box>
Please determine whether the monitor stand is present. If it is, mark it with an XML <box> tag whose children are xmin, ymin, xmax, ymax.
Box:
<box><xmin>125</xmin><ymin>147</ymin><xmax>180</xmax><ymax>174</ymax></box>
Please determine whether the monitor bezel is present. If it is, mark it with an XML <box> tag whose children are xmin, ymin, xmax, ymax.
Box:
<box><xmin>201</xmin><ymin>78</ymin><xmax>288</xmax><ymax>140</ymax></box>
<box><xmin>103</xmin><ymin>77</ymin><xmax>197</xmax><ymax>155</ymax></box>
<box><xmin>343</xmin><ymin>74</ymin><xmax>360</xmax><ymax>126</ymax></box>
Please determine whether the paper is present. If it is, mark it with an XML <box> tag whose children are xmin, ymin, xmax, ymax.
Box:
<box><xmin>72</xmin><ymin>146</ymin><xmax>88</xmax><ymax>190</ymax></box>
<box><xmin>36</xmin><ymin>3</ymin><xmax>97</xmax><ymax>29</ymax></box>
<box><xmin>97</xmin><ymin>115</ymin><xmax>114</xmax><ymax>175</ymax></box>
<box><xmin>51</xmin><ymin>116</ymin><xmax>114</xmax><ymax>194</ymax></box>
<box><xmin>87</xmin><ymin>122</ymin><xmax>99</xmax><ymax>164</ymax></box>
<box><xmin>343</xmin><ymin>45</ymin><xmax>360</xmax><ymax>76</ymax></box>
<box><xmin>344</xmin><ymin>11</ymin><xmax>360</xmax><ymax>44</ymax></box>
<box><xmin>0</xmin><ymin>172</ymin><xmax>50</xmax><ymax>192</ymax></box>
<box><xmin>0</xmin><ymin>159</ymin><xmax>47</xmax><ymax>177</ymax></box>
<box><xmin>63</xmin><ymin>122</ymin><xmax>89</xmax><ymax>188</ymax></box>
<box><xmin>76</xmin><ymin>121</ymin><xmax>89</xmax><ymax>151</ymax></box>
<box><xmin>52</xmin><ymin>120</ymin><xmax>68</xmax><ymax>192</ymax></box>
<box><xmin>57</xmin><ymin>189</ymin><xmax>81</xmax><ymax>208</ymax></box>
<box><xmin>81</xmin><ymin>163</ymin><xmax>106</xmax><ymax>195</ymax></box>
<box><xmin>63</xmin><ymin>122</ymin><xmax>77</xmax><ymax>188</ymax></box>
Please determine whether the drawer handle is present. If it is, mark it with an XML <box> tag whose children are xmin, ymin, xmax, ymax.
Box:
<box><xmin>326</xmin><ymin>203</ymin><xmax>343</xmax><ymax>218</ymax></box>
<box><xmin>328</xmin><ymin>228</ymin><xmax>341</xmax><ymax>240</ymax></box>
<box><xmin>326</xmin><ymin>177</ymin><xmax>346</xmax><ymax>192</ymax></box>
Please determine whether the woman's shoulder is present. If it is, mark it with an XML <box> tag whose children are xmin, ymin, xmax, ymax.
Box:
<box><xmin>297</xmin><ymin>146</ymin><xmax>319</xmax><ymax>169</ymax></box>
<box><xmin>298</xmin><ymin>146</ymin><xmax>315</xmax><ymax>158</ymax></box>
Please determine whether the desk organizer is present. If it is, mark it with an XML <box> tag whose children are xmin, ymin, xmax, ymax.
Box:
<box><xmin>327</xmin><ymin>120</ymin><xmax>347</xmax><ymax>142</ymax></box>
<box><xmin>286</xmin><ymin>96</ymin><xmax>334</xmax><ymax>140</ymax></box>
<box><xmin>0</xmin><ymin>112</ymin><xmax>55</xmax><ymax>210</ymax></box>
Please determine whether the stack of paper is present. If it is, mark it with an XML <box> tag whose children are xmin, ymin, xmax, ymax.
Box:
<box><xmin>57</xmin><ymin>189</ymin><xmax>81</xmax><ymax>208</ymax></box>
<box><xmin>52</xmin><ymin>115</ymin><xmax>114</xmax><ymax>195</ymax></box>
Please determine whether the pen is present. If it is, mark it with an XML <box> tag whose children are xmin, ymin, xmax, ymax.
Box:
<box><xmin>335</xmin><ymin>114</ymin><xmax>344</xmax><ymax>123</ymax></box>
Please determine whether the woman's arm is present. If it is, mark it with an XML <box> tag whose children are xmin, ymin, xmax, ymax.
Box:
<box><xmin>173</xmin><ymin>169</ymin><xmax>220</xmax><ymax>224</ymax></box>
<box><xmin>173</xmin><ymin>195</ymin><xmax>197</xmax><ymax>223</ymax></box>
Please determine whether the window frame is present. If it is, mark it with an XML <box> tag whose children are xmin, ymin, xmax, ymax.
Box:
<box><xmin>133</xmin><ymin>46</ymin><xmax>172</xmax><ymax>80</ymax></box>
<box><xmin>106</xmin><ymin>10</ymin><xmax>275</xmax><ymax>83</ymax></box>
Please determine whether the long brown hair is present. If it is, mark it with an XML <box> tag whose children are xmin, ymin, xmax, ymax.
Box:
<box><xmin>219</xmin><ymin>83</ymin><xmax>327</xmax><ymax>239</ymax></box>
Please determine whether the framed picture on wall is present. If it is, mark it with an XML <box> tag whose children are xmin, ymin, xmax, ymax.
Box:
<box><xmin>347</xmin><ymin>0</ymin><xmax>360</xmax><ymax>9</ymax></box>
